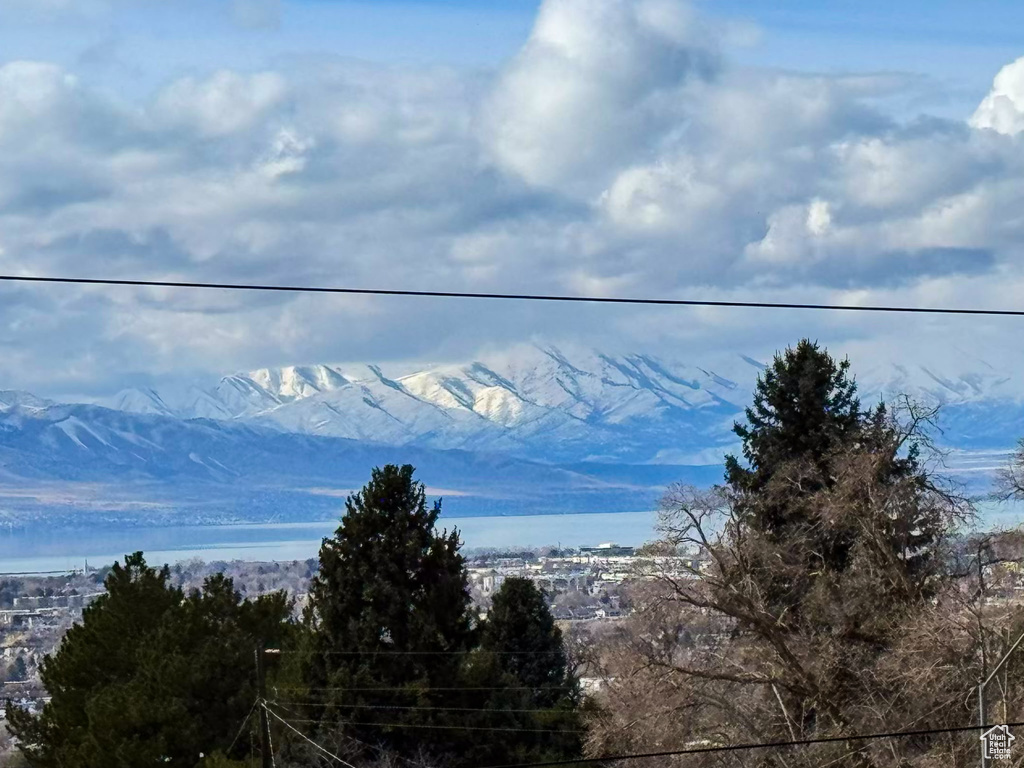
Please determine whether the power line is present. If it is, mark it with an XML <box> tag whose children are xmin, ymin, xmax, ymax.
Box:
<box><xmin>264</xmin><ymin>703</ymin><xmax>358</xmax><ymax>768</ymax></box>
<box><xmin>227</xmin><ymin>697</ymin><xmax>262</xmax><ymax>756</ymax></box>
<box><xmin>266</xmin><ymin>703</ymin><xmax>278</xmax><ymax>768</ymax></box>
<box><xmin>271</xmin><ymin>717</ymin><xmax>583</xmax><ymax>735</ymax></box>
<box><xmin>273</xmin><ymin>700</ymin><xmax>421</xmax><ymax>768</ymax></box>
<box><xmin>284</xmin><ymin>650</ymin><xmax>567</xmax><ymax>656</ymax></box>
<box><xmin>474</xmin><ymin>720</ymin><xmax>1024</xmax><ymax>768</ymax></box>
<box><xmin>273</xmin><ymin>701</ymin><xmax>577</xmax><ymax>715</ymax></box>
<box><xmin>274</xmin><ymin>692</ymin><xmax>577</xmax><ymax>696</ymax></box>
<box><xmin>1</xmin><ymin>273</ymin><xmax>1023</xmax><ymax>317</ymax></box>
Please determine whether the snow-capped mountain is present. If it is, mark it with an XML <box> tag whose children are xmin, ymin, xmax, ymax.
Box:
<box><xmin>98</xmin><ymin>343</ymin><xmax>1024</xmax><ymax>465</ymax></box>
<box><xmin>0</xmin><ymin>390</ymin><xmax>53</xmax><ymax>411</ymax></box>
<box><xmin>104</xmin><ymin>346</ymin><xmax>758</xmax><ymax>463</ymax></box>
<box><xmin>0</xmin><ymin>343</ymin><xmax>1019</xmax><ymax>525</ymax></box>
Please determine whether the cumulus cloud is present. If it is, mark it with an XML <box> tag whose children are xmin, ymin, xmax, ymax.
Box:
<box><xmin>0</xmin><ymin>0</ymin><xmax>1023</xmax><ymax>393</ymax></box>
<box><xmin>481</xmin><ymin>0</ymin><xmax>718</xmax><ymax>193</ymax></box>
<box><xmin>0</xmin><ymin>61</ymin><xmax>78</xmax><ymax>133</ymax></box>
<box><xmin>153</xmin><ymin>70</ymin><xmax>288</xmax><ymax>138</ymax></box>
<box><xmin>971</xmin><ymin>56</ymin><xmax>1024</xmax><ymax>135</ymax></box>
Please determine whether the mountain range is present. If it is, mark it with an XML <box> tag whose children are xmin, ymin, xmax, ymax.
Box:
<box><xmin>100</xmin><ymin>346</ymin><xmax>758</xmax><ymax>464</ymax></box>
<box><xmin>98</xmin><ymin>344</ymin><xmax>1024</xmax><ymax>461</ymax></box>
<box><xmin>0</xmin><ymin>344</ymin><xmax>1020</xmax><ymax>525</ymax></box>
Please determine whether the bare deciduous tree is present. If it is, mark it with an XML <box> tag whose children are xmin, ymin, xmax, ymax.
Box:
<box><xmin>585</xmin><ymin>404</ymin><xmax>1024</xmax><ymax>768</ymax></box>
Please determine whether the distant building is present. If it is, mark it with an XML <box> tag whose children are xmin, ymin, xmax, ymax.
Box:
<box><xmin>580</xmin><ymin>542</ymin><xmax>635</xmax><ymax>557</ymax></box>
<box><xmin>0</xmin><ymin>609</ymin><xmax>58</xmax><ymax>630</ymax></box>
<box><xmin>467</xmin><ymin>568</ymin><xmax>507</xmax><ymax>596</ymax></box>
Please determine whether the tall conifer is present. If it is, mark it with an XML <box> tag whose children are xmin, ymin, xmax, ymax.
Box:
<box><xmin>303</xmin><ymin>464</ymin><xmax>474</xmax><ymax>761</ymax></box>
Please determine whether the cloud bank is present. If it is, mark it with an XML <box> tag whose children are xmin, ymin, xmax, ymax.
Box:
<box><xmin>0</xmin><ymin>0</ymin><xmax>1023</xmax><ymax>394</ymax></box>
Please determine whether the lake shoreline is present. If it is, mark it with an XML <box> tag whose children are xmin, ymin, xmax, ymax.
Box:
<box><xmin>0</xmin><ymin>510</ymin><xmax>665</xmax><ymax>574</ymax></box>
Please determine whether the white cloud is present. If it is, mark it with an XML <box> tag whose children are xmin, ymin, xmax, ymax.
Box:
<box><xmin>0</xmin><ymin>61</ymin><xmax>78</xmax><ymax>131</ymax></box>
<box><xmin>971</xmin><ymin>56</ymin><xmax>1024</xmax><ymax>135</ymax></box>
<box><xmin>805</xmin><ymin>199</ymin><xmax>832</xmax><ymax>236</ymax></box>
<box><xmin>481</xmin><ymin>0</ymin><xmax>717</xmax><ymax>193</ymax></box>
<box><xmin>256</xmin><ymin>129</ymin><xmax>314</xmax><ymax>179</ymax></box>
<box><xmin>598</xmin><ymin>157</ymin><xmax>726</xmax><ymax>234</ymax></box>
<box><xmin>0</xmin><ymin>0</ymin><xmax>1024</xmax><ymax>392</ymax></box>
<box><xmin>153</xmin><ymin>70</ymin><xmax>287</xmax><ymax>138</ymax></box>
<box><xmin>744</xmin><ymin>201</ymin><xmax>830</xmax><ymax>266</ymax></box>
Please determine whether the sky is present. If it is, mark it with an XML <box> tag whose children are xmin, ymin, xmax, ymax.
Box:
<box><xmin>2</xmin><ymin>0</ymin><xmax>1024</xmax><ymax>397</ymax></box>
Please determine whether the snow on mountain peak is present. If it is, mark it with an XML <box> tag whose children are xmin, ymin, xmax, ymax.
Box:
<box><xmin>38</xmin><ymin>342</ymin><xmax>1024</xmax><ymax>464</ymax></box>
<box><xmin>108</xmin><ymin>387</ymin><xmax>173</xmax><ymax>416</ymax></box>
<box><xmin>0</xmin><ymin>390</ymin><xmax>53</xmax><ymax>412</ymax></box>
<box><xmin>248</xmin><ymin>364</ymin><xmax>350</xmax><ymax>401</ymax></box>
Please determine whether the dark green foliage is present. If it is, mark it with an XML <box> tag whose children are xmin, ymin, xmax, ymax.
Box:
<box><xmin>723</xmin><ymin>341</ymin><xmax>863</xmax><ymax>617</ymax></box>
<box><xmin>720</xmin><ymin>339</ymin><xmax>950</xmax><ymax>628</ymax></box>
<box><xmin>303</xmin><ymin>464</ymin><xmax>475</xmax><ymax>762</ymax></box>
<box><xmin>301</xmin><ymin>467</ymin><xmax>586</xmax><ymax>768</ymax></box>
<box><xmin>726</xmin><ymin>339</ymin><xmax>862</xmax><ymax>506</ymax></box>
<box><xmin>639</xmin><ymin>341</ymin><xmax>973</xmax><ymax>765</ymax></box>
<box><xmin>7</xmin><ymin>466</ymin><xmax>589</xmax><ymax>767</ymax></box>
<box><xmin>7</xmin><ymin>552</ymin><xmax>292</xmax><ymax>768</ymax></box>
<box><xmin>481</xmin><ymin>577</ymin><xmax>570</xmax><ymax>704</ymax></box>
<box><xmin>0</xmin><ymin>579</ymin><xmax>22</xmax><ymax>609</ymax></box>
<box><xmin>458</xmin><ymin>577</ymin><xmax>585</xmax><ymax>767</ymax></box>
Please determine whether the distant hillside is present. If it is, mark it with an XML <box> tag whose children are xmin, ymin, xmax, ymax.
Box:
<box><xmin>0</xmin><ymin>398</ymin><xmax>720</xmax><ymax>524</ymax></box>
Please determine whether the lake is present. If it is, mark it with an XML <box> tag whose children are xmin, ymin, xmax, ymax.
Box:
<box><xmin>1</xmin><ymin>500</ymin><xmax>1022</xmax><ymax>574</ymax></box>
<box><xmin>0</xmin><ymin>510</ymin><xmax>662</xmax><ymax>573</ymax></box>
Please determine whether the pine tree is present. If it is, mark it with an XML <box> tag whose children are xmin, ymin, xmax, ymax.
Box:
<box><xmin>303</xmin><ymin>464</ymin><xmax>475</xmax><ymax>762</ymax></box>
<box><xmin>643</xmin><ymin>341</ymin><xmax>968</xmax><ymax>763</ymax></box>
<box><xmin>725</xmin><ymin>339</ymin><xmax>862</xmax><ymax>503</ymax></box>
<box><xmin>458</xmin><ymin>577</ymin><xmax>585</xmax><ymax>767</ymax></box>
<box><xmin>481</xmin><ymin>577</ymin><xmax>572</xmax><ymax>706</ymax></box>
<box><xmin>7</xmin><ymin>553</ymin><xmax>292</xmax><ymax>767</ymax></box>
<box><xmin>719</xmin><ymin>339</ymin><xmax>945</xmax><ymax>621</ymax></box>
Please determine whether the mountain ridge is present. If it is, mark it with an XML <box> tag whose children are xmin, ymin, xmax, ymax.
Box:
<box><xmin>0</xmin><ymin>343</ymin><xmax>1017</xmax><ymax>524</ymax></box>
<box><xmin>0</xmin><ymin>399</ymin><xmax>721</xmax><ymax>525</ymax></box>
<box><xmin>94</xmin><ymin>343</ymin><xmax>1024</xmax><ymax>464</ymax></box>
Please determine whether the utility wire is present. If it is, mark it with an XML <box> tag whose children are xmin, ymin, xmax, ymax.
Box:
<box><xmin>273</xmin><ymin>702</ymin><xmax>578</xmax><ymax>715</ymax></box>
<box><xmin>273</xmin><ymin>717</ymin><xmax>583</xmax><ymax>735</ymax></box>
<box><xmin>227</xmin><ymin>697</ymin><xmax>262</xmax><ymax>756</ymax></box>
<box><xmin>276</xmin><ymin>692</ymin><xmax>577</xmax><ymax>696</ymax></box>
<box><xmin>1</xmin><ymin>273</ymin><xmax>1023</xmax><ymax>316</ymax></box>
<box><xmin>282</xmin><ymin>650</ymin><xmax>567</xmax><ymax>656</ymax></box>
<box><xmin>264</xmin><ymin>703</ymin><xmax>358</xmax><ymax>768</ymax></box>
<box><xmin>474</xmin><ymin>720</ymin><xmax>1024</xmax><ymax>768</ymax></box>
<box><xmin>266</xmin><ymin>702</ymin><xmax>278</xmax><ymax>768</ymax></box>
<box><xmin>274</xmin><ymin>700</ymin><xmax>419</xmax><ymax>768</ymax></box>
<box><xmin>809</xmin><ymin>690</ymin><xmax>968</xmax><ymax>768</ymax></box>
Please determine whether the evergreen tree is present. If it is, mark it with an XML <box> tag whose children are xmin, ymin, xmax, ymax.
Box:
<box><xmin>635</xmin><ymin>341</ymin><xmax>969</xmax><ymax>765</ymax></box>
<box><xmin>725</xmin><ymin>339</ymin><xmax>862</xmax><ymax>503</ymax></box>
<box><xmin>7</xmin><ymin>553</ymin><xmax>292</xmax><ymax>768</ymax></box>
<box><xmin>303</xmin><ymin>465</ymin><xmax>475</xmax><ymax>763</ymax></box>
<box><xmin>719</xmin><ymin>339</ymin><xmax>945</xmax><ymax>622</ymax></box>
<box><xmin>481</xmin><ymin>577</ymin><xmax>571</xmax><ymax>706</ymax></box>
<box><xmin>458</xmin><ymin>577</ymin><xmax>585</xmax><ymax>767</ymax></box>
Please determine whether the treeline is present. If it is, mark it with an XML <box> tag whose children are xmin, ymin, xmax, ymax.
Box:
<box><xmin>6</xmin><ymin>466</ymin><xmax>585</xmax><ymax>767</ymax></box>
<box><xmin>8</xmin><ymin>339</ymin><xmax>1024</xmax><ymax>768</ymax></box>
